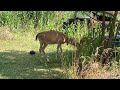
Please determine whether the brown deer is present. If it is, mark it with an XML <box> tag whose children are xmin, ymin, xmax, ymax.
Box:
<box><xmin>36</xmin><ymin>30</ymin><xmax>80</xmax><ymax>61</ymax></box>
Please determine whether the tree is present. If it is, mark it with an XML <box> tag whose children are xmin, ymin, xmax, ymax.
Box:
<box><xmin>108</xmin><ymin>11</ymin><xmax>118</xmax><ymax>48</ymax></box>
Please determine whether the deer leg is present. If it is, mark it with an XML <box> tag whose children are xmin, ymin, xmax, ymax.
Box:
<box><xmin>41</xmin><ymin>43</ymin><xmax>49</xmax><ymax>62</ymax></box>
<box><xmin>56</xmin><ymin>44</ymin><xmax>62</xmax><ymax>60</ymax></box>
<box><xmin>59</xmin><ymin>44</ymin><xmax>63</xmax><ymax>60</ymax></box>
<box><xmin>59</xmin><ymin>44</ymin><xmax>62</xmax><ymax>53</ymax></box>
<box><xmin>57</xmin><ymin>44</ymin><xmax>62</xmax><ymax>53</ymax></box>
<box><xmin>56</xmin><ymin>44</ymin><xmax>60</xmax><ymax>60</ymax></box>
<box><xmin>39</xmin><ymin>43</ymin><xmax>44</xmax><ymax>55</ymax></box>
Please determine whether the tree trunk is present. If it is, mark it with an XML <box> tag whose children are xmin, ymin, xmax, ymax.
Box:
<box><xmin>108</xmin><ymin>11</ymin><xmax>118</xmax><ymax>48</ymax></box>
<box><xmin>100</xmin><ymin>11</ymin><xmax>106</xmax><ymax>45</ymax></box>
<box><xmin>115</xmin><ymin>22</ymin><xmax>120</xmax><ymax>39</ymax></box>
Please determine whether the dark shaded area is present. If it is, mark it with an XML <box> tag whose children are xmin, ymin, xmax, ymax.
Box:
<box><xmin>62</xmin><ymin>12</ymin><xmax>114</xmax><ymax>31</ymax></box>
<box><xmin>62</xmin><ymin>17</ymin><xmax>91</xmax><ymax>30</ymax></box>
<box><xmin>96</xmin><ymin>15</ymin><xmax>112</xmax><ymax>21</ymax></box>
<box><xmin>92</xmin><ymin>11</ymin><xmax>113</xmax><ymax>21</ymax></box>
<box><xmin>105</xmin><ymin>34</ymin><xmax>120</xmax><ymax>47</ymax></box>
<box><xmin>0</xmin><ymin>50</ymin><xmax>74</xmax><ymax>79</ymax></box>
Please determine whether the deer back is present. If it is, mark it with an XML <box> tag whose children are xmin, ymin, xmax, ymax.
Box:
<box><xmin>36</xmin><ymin>31</ymin><xmax>69</xmax><ymax>44</ymax></box>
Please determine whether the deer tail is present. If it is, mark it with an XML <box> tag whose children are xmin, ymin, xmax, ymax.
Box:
<box><xmin>36</xmin><ymin>33</ymin><xmax>39</xmax><ymax>40</ymax></box>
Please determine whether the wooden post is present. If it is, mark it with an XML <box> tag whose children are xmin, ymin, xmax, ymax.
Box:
<box><xmin>100</xmin><ymin>11</ymin><xmax>106</xmax><ymax>46</ymax></box>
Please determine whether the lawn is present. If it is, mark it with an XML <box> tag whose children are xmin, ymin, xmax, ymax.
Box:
<box><xmin>0</xmin><ymin>31</ymin><xmax>76</xmax><ymax>79</ymax></box>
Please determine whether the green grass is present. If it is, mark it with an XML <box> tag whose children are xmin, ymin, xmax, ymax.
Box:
<box><xmin>0</xmin><ymin>31</ymin><xmax>77</xmax><ymax>79</ymax></box>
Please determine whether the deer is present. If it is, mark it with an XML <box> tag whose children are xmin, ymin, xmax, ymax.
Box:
<box><xmin>36</xmin><ymin>30</ymin><xmax>80</xmax><ymax>61</ymax></box>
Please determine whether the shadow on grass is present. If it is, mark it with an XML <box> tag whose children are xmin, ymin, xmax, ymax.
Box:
<box><xmin>0</xmin><ymin>50</ymin><xmax>74</xmax><ymax>79</ymax></box>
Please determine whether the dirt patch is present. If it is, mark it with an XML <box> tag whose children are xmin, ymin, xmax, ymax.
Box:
<box><xmin>0</xmin><ymin>26</ymin><xmax>15</xmax><ymax>40</ymax></box>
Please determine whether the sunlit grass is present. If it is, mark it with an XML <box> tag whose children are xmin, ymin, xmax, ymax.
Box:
<box><xmin>0</xmin><ymin>29</ymin><xmax>77</xmax><ymax>79</ymax></box>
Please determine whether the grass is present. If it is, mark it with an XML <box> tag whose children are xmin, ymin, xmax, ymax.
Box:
<box><xmin>0</xmin><ymin>30</ymin><xmax>77</xmax><ymax>79</ymax></box>
<box><xmin>1</xmin><ymin>24</ymin><xmax>120</xmax><ymax>79</ymax></box>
